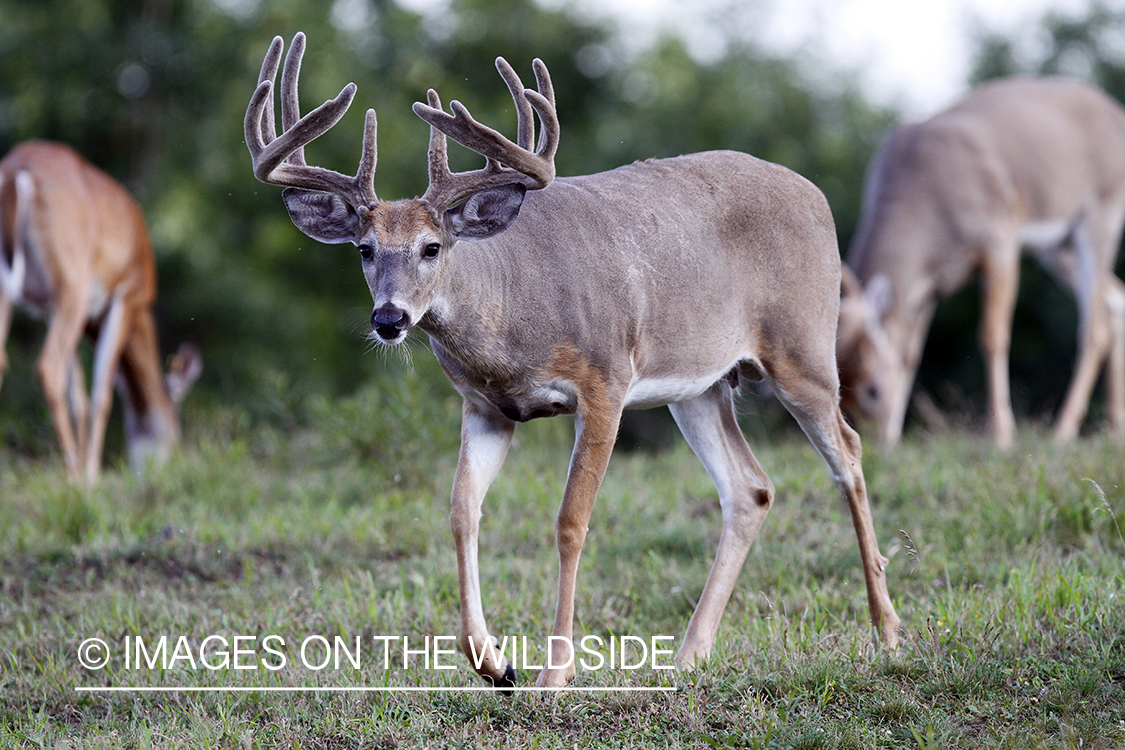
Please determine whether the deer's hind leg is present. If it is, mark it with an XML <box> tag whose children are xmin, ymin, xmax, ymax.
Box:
<box><xmin>1047</xmin><ymin>204</ymin><xmax>1125</xmax><ymax>441</ymax></box>
<box><xmin>84</xmin><ymin>293</ymin><xmax>130</xmax><ymax>483</ymax></box>
<box><xmin>979</xmin><ymin>234</ymin><xmax>1022</xmax><ymax>448</ymax></box>
<box><xmin>1105</xmin><ymin>275</ymin><xmax>1125</xmax><ymax>437</ymax></box>
<box><xmin>766</xmin><ymin>357</ymin><xmax>900</xmax><ymax>649</ymax></box>
<box><xmin>669</xmin><ymin>379</ymin><xmax>775</xmax><ymax>669</ymax></box>
<box><xmin>37</xmin><ymin>295</ymin><xmax>89</xmax><ymax>479</ymax></box>
<box><xmin>0</xmin><ymin>291</ymin><xmax>11</xmax><ymax>392</ymax></box>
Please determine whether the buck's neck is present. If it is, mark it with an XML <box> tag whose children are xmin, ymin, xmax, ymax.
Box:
<box><xmin>417</xmin><ymin>239</ymin><xmax>583</xmax><ymax>422</ymax></box>
<box><xmin>419</xmin><ymin>239</ymin><xmax>548</xmax><ymax>376</ymax></box>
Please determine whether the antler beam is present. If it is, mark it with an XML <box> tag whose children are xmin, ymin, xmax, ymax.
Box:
<box><xmin>415</xmin><ymin>57</ymin><xmax>559</xmax><ymax>210</ymax></box>
<box><xmin>244</xmin><ymin>33</ymin><xmax>378</xmax><ymax>207</ymax></box>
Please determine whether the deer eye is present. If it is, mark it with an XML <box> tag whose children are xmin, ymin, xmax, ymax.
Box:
<box><xmin>423</xmin><ymin>242</ymin><xmax>441</xmax><ymax>259</ymax></box>
<box><xmin>359</xmin><ymin>244</ymin><xmax>374</xmax><ymax>261</ymax></box>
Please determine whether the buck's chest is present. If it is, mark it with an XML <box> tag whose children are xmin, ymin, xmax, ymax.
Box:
<box><xmin>429</xmin><ymin>335</ymin><xmax>583</xmax><ymax>423</ymax></box>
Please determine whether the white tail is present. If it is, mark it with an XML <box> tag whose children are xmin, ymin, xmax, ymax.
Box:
<box><xmin>0</xmin><ymin>140</ymin><xmax>201</xmax><ymax>483</ymax></box>
<box><xmin>247</xmin><ymin>33</ymin><xmax>900</xmax><ymax>688</ymax></box>
<box><xmin>839</xmin><ymin>77</ymin><xmax>1125</xmax><ymax>447</ymax></box>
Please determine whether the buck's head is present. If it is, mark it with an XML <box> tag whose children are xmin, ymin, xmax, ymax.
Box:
<box><xmin>837</xmin><ymin>266</ymin><xmax>908</xmax><ymax>444</ymax></box>
<box><xmin>245</xmin><ymin>33</ymin><xmax>558</xmax><ymax>345</ymax></box>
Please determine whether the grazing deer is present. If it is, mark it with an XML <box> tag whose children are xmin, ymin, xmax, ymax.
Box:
<box><xmin>838</xmin><ymin>77</ymin><xmax>1125</xmax><ymax>448</ymax></box>
<box><xmin>246</xmin><ymin>33</ymin><xmax>899</xmax><ymax>688</ymax></box>
<box><xmin>0</xmin><ymin>140</ymin><xmax>201</xmax><ymax>484</ymax></box>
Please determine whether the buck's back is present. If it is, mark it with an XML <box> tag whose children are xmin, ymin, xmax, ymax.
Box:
<box><xmin>441</xmin><ymin>150</ymin><xmax>842</xmax><ymax>394</ymax></box>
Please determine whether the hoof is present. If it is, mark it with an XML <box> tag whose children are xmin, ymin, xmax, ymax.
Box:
<box><xmin>482</xmin><ymin>662</ymin><xmax>516</xmax><ymax>694</ymax></box>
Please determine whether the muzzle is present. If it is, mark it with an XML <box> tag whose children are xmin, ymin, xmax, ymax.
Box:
<box><xmin>371</xmin><ymin>304</ymin><xmax>411</xmax><ymax>342</ymax></box>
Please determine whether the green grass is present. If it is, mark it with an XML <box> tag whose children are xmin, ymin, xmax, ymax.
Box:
<box><xmin>2</xmin><ymin>372</ymin><xmax>1124</xmax><ymax>748</ymax></box>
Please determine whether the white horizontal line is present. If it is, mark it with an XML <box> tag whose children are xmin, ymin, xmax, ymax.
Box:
<box><xmin>76</xmin><ymin>685</ymin><xmax>678</xmax><ymax>693</ymax></box>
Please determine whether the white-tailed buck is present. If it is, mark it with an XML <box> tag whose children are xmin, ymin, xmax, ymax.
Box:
<box><xmin>246</xmin><ymin>33</ymin><xmax>899</xmax><ymax>688</ymax></box>
<box><xmin>0</xmin><ymin>140</ymin><xmax>201</xmax><ymax>484</ymax></box>
<box><xmin>838</xmin><ymin>77</ymin><xmax>1125</xmax><ymax>447</ymax></box>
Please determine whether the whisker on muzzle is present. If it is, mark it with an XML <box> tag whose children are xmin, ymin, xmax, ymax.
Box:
<box><xmin>363</xmin><ymin>330</ymin><xmax>416</xmax><ymax>370</ymax></box>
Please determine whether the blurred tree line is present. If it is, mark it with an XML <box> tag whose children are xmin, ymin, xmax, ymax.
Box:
<box><xmin>0</xmin><ymin>0</ymin><xmax>1123</xmax><ymax>458</ymax></box>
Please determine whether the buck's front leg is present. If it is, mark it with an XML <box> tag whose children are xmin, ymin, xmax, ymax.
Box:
<box><xmin>451</xmin><ymin>400</ymin><xmax>516</xmax><ymax>687</ymax></box>
<box><xmin>537</xmin><ymin>403</ymin><xmax>622</xmax><ymax>688</ymax></box>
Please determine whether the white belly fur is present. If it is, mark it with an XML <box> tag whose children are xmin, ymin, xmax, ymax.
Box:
<box><xmin>624</xmin><ymin>369</ymin><xmax>729</xmax><ymax>410</ymax></box>
<box><xmin>1020</xmin><ymin>220</ymin><xmax>1071</xmax><ymax>255</ymax></box>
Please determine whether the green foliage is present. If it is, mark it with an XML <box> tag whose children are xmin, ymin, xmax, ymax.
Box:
<box><xmin>584</xmin><ymin>35</ymin><xmax>893</xmax><ymax>238</ymax></box>
<box><xmin>970</xmin><ymin>1</ymin><xmax>1125</xmax><ymax>92</ymax></box>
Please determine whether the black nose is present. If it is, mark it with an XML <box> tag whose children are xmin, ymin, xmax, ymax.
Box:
<box><xmin>371</xmin><ymin>305</ymin><xmax>410</xmax><ymax>340</ymax></box>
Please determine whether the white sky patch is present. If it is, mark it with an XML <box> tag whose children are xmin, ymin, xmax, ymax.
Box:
<box><xmin>397</xmin><ymin>0</ymin><xmax>1103</xmax><ymax>116</ymax></box>
<box><xmin>750</xmin><ymin>0</ymin><xmax>1097</xmax><ymax>114</ymax></box>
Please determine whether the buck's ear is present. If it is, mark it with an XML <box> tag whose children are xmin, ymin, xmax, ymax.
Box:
<box><xmin>282</xmin><ymin>187</ymin><xmax>359</xmax><ymax>244</ymax></box>
<box><xmin>445</xmin><ymin>183</ymin><xmax>527</xmax><ymax>242</ymax></box>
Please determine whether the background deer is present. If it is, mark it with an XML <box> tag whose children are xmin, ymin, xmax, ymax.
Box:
<box><xmin>0</xmin><ymin>140</ymin><xmax>201</xmax><ymax>484</ymax></box>
<box><xmin>838</xmin><ymin>77</ymin><xmax>1125</xmax><ymax>448</ymax></box>
<box><xmin>246</xmin><ymin>33</ymin><xmax>899</xmax><ymax>688</ymax></box>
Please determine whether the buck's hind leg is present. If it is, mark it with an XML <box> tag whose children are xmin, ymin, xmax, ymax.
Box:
<box><xmin>450</xmin><ymin>400</ymin><xmax>517</xmax><ymax>687</ymax></box>
<box><xmin>669</xmin><ymin>380</ymin><xmax>775</xmax><ymax>669</ymax></box>
<box><xmin>768</xmin><ymin>366</ymin><xmax>900</xmax><ymax>649</ymax></box>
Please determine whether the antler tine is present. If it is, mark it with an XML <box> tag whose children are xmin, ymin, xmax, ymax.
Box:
<box><xmin>495</xmin><ymin>58</ymin><xmax>534</xmax><ymax>151</ymax></box>
<box><xmin>420</xmin><ymin>87</ymin><xmax>504</xmax><ymax>207</ymax></box>
<box><xmin>529</xmin><ymin>58</ymin><xmax>558</xmax><ymax>159</ymax></box>
<box><xmin>245</xmin><ymin>79</ymin><xmax>280</xmax><ymax>173</ymax></box>
<box><xmin>425</xmin><ymin>89</ymin><xmax>452</xmax><ymax>186</ymax></box>
<box><xmin>413</xmin><ymin>58</ymin><xmax>559</xmax><ymax>210</ymax></box>
<box><xmin>279</xmin><ymin>31</ymin><xmax>307</xmax><ymax>166</ymax></box>
<box><xmin>357</xmin><ymin>108</ymin><xmax>378</xmax><ymax>201</ymax></box>
<box><xmin>245</xmin><ymin>33</ymin><xmax>378</xmax><ymax>206</ymax></box>
<box><xmin>255</xmin><ymin>36</ymin><xmax>284</xmax><ymax>147</ymax></box>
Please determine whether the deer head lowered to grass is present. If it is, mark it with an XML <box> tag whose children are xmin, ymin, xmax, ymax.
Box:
<box><xmin>837</xmin><ymin>77</ymin><xmax>1125</xmax><ymax>448</ymax></box>
<box><xmin>246</xmin><ymin>32</ymin><xmax>900</xmax><ymax>689</ymax></box>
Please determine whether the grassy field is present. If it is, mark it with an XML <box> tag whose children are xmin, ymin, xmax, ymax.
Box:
<box><xmin>1</xmin><ymin>365</ymin><xmax>1124</xmax><ymax>748</ymax></box>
